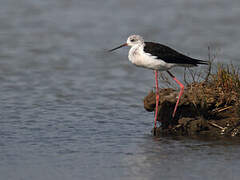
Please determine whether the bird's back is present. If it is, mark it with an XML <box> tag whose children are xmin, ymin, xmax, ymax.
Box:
<box><xmin>144</xmin><ymin>42</ymin><xmax>208</xmax><ymax>66</ymax></box>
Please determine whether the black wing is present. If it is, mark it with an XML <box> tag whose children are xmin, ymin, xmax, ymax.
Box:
<box><xmin>144</xmin><ymin>42</ymin><xmax>208</xmax><ymax>66</ymax></box>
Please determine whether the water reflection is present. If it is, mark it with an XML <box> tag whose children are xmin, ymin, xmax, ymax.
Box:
<box><xmin>123</xmin><ymin>136</ymin><xmax>240</xmax><ymax>179</ymax></box>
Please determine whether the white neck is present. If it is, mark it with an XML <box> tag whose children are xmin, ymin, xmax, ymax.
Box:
<box><xmin>128</xmin><ymin>43</ymin><xmax>144</xmax><ymax>63</ymax></box>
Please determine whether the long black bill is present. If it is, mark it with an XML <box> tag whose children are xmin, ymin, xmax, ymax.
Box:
<box><xmin>108</xmin><ymin>43</ymin><xmax>128</xmax><ymax>52</ymax></box>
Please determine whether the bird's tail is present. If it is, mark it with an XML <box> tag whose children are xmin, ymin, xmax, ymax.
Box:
<box><xmin>196</xmin><ymin>59</ymin><xmax>209</xmax><ymax>65</ymax></box>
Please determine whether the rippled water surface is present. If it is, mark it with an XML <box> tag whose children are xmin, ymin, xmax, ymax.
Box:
<box><xmin>1</xmin><ymin>0</ymin><xmax>240</xmax><ymax>179</ymax></box>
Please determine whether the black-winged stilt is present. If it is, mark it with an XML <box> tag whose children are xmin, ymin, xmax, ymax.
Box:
<box><xmin>109</xmin><ymin>35</ymin><xmax>208</xmax><ymax>129</ymax></box>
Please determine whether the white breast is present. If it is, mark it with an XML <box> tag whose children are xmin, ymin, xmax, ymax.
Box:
<box><xmin>128</xmin><ymin>44</ymin><xmax>176</xmax><ymax>71</ymax></box>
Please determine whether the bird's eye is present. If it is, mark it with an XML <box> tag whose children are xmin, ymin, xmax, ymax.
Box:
<box><xmin>130</xmin><ymin>39</ymin><xmax>135</xmax><ymax>42</ymax></box>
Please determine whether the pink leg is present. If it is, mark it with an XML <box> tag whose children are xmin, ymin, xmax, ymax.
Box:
<box><xmin>154</xmin><ymin>70</ymin><xmax>159</xmax><ymax>129</ymax></box>
<box><xmin>167</xmin><ymin>71</ymin><xmax>184</xmax><ymax>118</ymax></box>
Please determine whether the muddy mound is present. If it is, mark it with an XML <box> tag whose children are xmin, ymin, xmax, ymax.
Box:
<box><xmin>144</xmin><ymin>69</ymin><xmax>240</xmax><ymax>137</ymax></box>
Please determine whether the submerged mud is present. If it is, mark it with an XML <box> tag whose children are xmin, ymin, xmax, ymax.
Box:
<box><xmin>144</xmin><ymin>82</ymin><xmax>240</xmax><ymax>137</ymax></box>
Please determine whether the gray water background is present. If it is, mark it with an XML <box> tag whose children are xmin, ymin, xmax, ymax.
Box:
<box><xmin>1</xmin><ymin>0</ymin><xmax>240</xmax><ymax>179</ymax></box>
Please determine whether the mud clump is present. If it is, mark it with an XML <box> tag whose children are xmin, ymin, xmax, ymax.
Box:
<box><xmin>144</xmin><ymin>79</ymin><xmax>240</xmax><ymax>137</ymax></box>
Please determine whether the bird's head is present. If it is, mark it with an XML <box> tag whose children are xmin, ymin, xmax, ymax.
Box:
<box><xmin>127</xmin><ymin>35</ymin><xmax>144</xmax><ymax>46</ymax></box>
<box><xmin>108</xmin><ymin>34</ymin><xmax>144</xmax><ymax>52</ymax></box>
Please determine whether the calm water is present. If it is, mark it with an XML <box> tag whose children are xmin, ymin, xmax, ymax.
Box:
<box><xmin>1</xmin><ymin>0</ymin><xmax>240</xmax><ymax>179</ymax></box>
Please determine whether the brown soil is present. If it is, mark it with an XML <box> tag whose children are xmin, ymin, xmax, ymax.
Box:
<box><xmin>144</xmin><ymin>82</ymin><xmax>240</xmax><ymax>137</ymax></box>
